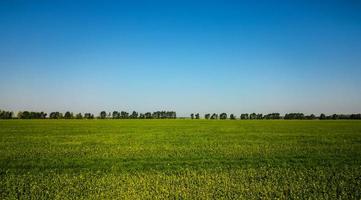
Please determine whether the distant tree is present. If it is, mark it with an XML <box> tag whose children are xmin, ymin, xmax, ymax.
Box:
<box><xmin>264</xmin><ymin>113</ymin><xmax>280</xmax><ymax>119</ymax></box>
<box><xmin>0</xmin><ymin>110</ymin><xmax>13</xmax><ymax>119</ymax></box>
<box><xmin>145</xmin><ymin>112</ymin><xmax>152</xmax><ymax>119</ymax></box>
<box><xmin>350</xmin><ymin>114</ymin><xmax>361</xmax><ymax>119</ymax></box>
<box><xmin>305</xmin><ymin>114</ymin><xmax>316</xmax><ymax>120</ymax></box>
<box><xmin>332</xmin><ymin>114</ymin><xmax>339</xmax><ymax>120</ymax></box>
<box><xmin>112</xmin><ymin>111</ymin><xmax>120</xmax><ymax>119</ymax></box>
<box><xmin>211</xmin><ymin>113</ymin><xmax>218</xmax><ymax>119</ymax></box>
<box><xmin>195</xmin><ymin>113</ymin><xmax>200</xmax><ymax>119</ymax></box>
<box><xmin>17</xmin><ymin>111</ymin><xmax>47</xmax><ymax>119</ymax></box>
<box><xmin>139</xmin><ymin>113</ymin><xmax>145</xmax><ymax>119</ymax></box>
<box><xmin>75</xmin><ymin>113</ymin><xmax>83</xmax><ymax>119</ymax></box>
<box><xmin>249</xmin><ymin>113</ymin><xmax>257</xmax><ymax>120</ymax></box>
<box><xmin>49</xmin><ymin>112</ymin><xmax>62</xmax><ymax>119</ymax></box>
<box><xmin>152</xmin><ymin>112</ymin><xmax>160</xmax><ymax>119</ymax></box>
<box><xmin>16</xmin><ymin>111</ymin><xmax>23</xmax><ymax>119</ymax></box>
<box><xmin>205</xmin><ymin>114</ymin><xmax>210</xmax><ymax>119</ymax></box>
<box><xmin>120</xmin><ymin>111</ymin><xmax>129</xmax><ymax>119</ymax></box>
<box><xmin>64</xmin><ymin>111</ymin><xmax>73</xmax><ymax>119</ymax></box>
<box><xmin>166</xmin><ymin>111</ymin><xmax>176</xmax><ymax>119</ymax></box>
<box><xmin>100</xmin><ymin>111</ymin><xmax>107</xmax><ymax>119</ymax></box>
<box><xmin>168</xmin><ymin>111</ymin><xmax>177</xmax><ymax>119</ymax></box>
<box><xmin>240</xmin><ymin>113</ymin><xmax>249</xmax><ymax>120</ymax></box>
<box><xmin>220</xmin><ymin>113</ymin><xmax>227</xmax><ymax>120</ymax></box>
<box><xmin>84</xmin><ymin>113</ymin><xmax>94</xmax><ymax>119</ymax></box>
<box><xmin>319</xmin><ymin>113</ymin><xmax>326</xmax><ymax>120</ymax></box>
<box><xmin>256</xmin><ymin>114</ymin><xmax>263</xmax><ymax>120</ymax></box>
<box><xmin>190</xmin><ymin>113</ymin><xmax>194</xmax><ymax>119</ymax></box>
<box><xmin>130</xmin><ymin>111</ymin><xmax>138</xmax><ymax>119</ymax></box>
<box><xmin>230</xmin><ymin>114</ymin><xmax>236</xmax><ymax>120</ymax></box>
<box><xmin>21</xmin><ymin>111</ymin><xmax>30</xmax><ymax>119</ymax></box>
<box><xmin>284</xmin><ymin>113</ymin><xmax>304</xmax><ymax>120</ymax></box>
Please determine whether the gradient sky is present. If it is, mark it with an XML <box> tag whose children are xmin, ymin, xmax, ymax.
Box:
<box><xmin>0</xmin><ymin>0</ymin><xmax>360</xmax><ymax>116</ymax></box>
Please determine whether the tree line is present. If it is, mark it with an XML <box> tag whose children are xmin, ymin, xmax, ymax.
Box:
<box><xmin>191</xmin><ymin>112</ymin><xmax>361</xmax><ymax>120</ymax></box>
<box><xmin>1</xmin><ymin>109</ymin><xmax>361</xmax><ymax>120</ymax></box>
<box><xmin>0</xmin><ymin>109</ymin><xmax>176</xmax><ymax>119</ymax></box>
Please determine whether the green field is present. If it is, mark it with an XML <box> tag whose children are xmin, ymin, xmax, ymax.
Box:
<box><xmin>1</xmin><ymin>120</ymin><xmax>361</xmax><ymax>199</ymax></box>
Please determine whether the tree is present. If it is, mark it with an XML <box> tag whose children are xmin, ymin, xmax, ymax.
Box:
<box><xmin>350</xmin><ymin>114</ymin><xmax>361</xmax><ymax>119</ymax></box>
<box><xmin>220</xmin><ymin>113</ymin><xmax>227</xmax><ymax>120</ymax></box>
<box><xmin>49</xmin><ymin>112</ymin><xmax>62</xmax><ymax>119</ymax></box>
<box><xmin>240</xmin><ymin>113</ymin><xmax>249</xmax><ymax>120</ymax></box>
<box><xmin>195</xmin><ymin>113</ymin><xmax>200</xmax><ymax>119</ymax></box>
<box><xmin>100</xmin><ymin>111</ymin><xmax>107</xmax><ymax>119</ymax></box>
<box><xmin>130</xmin><ymin>111</ymin><xmax>138</xmax><ymax>119</ymax></box>
<box><xmin>211</xmin><ymin>113</ymin><xmax>218</xmax><ymax>119</ymax></box>
<box><xmin>0</xmin><ymin>110</ymin><xmax>13</xmax><ymax>119</ymax></box>
<box><xmin>75</xmin><ymin>113</ymin><xmax>83</xmax><ymax>119</ymax></box>
<box><xmin>256</xmin><ymin>114</ymin><xmax>263</xmax><ymax>120</ymax></box>
<box><xmin>230</xmin><ymin>114</ymin><xmax>236</xmax><ymax>120</ymax></box>
<box><xmin>145</xmin><ymin>112</ymin><xmax>152</xmax><ymax>119</ymax></box>
<box><xmin>84</xmin><ymin>113</ymin><xmax>94</xmax><ymax>119</ymax></box>
<box><xmin>305</xmin><ymin>114</ymin><xmax>316</xmax><ymax>120</ymax></box>
<box><xmin>284</xmin><ymin>113</ymin><xmax>304</xmax><ymax>120</ymax></box>
<box><xmin>264</xmin><ymin>113</ymin><xmax>280</xmax><ymax>119</ymax></box>
<box><xmin>120</xmin><ymin>111</ymin><xmax>129</xmax><ymax>119</ymax></box>
<box><xmin>319</xmin><ymin>113</ymin><xmax>326</xmax><ymax>120</ymax></box>
<box><xmin>17</xmin><ymin>111</ymin><xmax>47</xmax><ymax>119</ymax></box>
<box><xmin>112</xmin><ymin>111</ymin><xmax>120</xmax><ymax>119</ymax></box>
<box><xmin>205</xmin><ymin>114</ymin><xmax>210</xmax><ymax>119</ymax></box>
<box><xmin>190</xmin><ymin>113</ymin><xmax>194</xmax><ymax>119</ymax></box>
<box><xmin>64</xmin><ymin>111</ymin><xmax>73</xmax><ymax>119</ymax></box>
<box><xmin>249</xmin><ymin>113</ymin><xmax>257</xmax><ymax>120</ymax></box>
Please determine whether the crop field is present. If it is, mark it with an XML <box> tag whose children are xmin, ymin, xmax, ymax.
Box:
<box><xmin>0</xmin><ymin>120</ymin><xmax>361</xmax><ymax>199</ymax></box>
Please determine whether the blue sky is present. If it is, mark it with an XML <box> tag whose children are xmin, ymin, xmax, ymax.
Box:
<box><xmin>0</xmin><ymin>0</ymin><xmax>360</xmax><ymax>116</ymax></box>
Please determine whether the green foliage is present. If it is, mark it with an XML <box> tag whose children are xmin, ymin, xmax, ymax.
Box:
<box><xmin>99</xmin><ymin>111</ymin><xmax>107</xmax><ymax>119</ymax></box>
<box><xmin>0</xmin><ymin>110</ymin><xmax>13</xmax><ymax>119</ymax></box>
<box><xmin>240</xmin><ymin>113</ymin><xmax>249</xmax><ymax>119</ymax></box>
<box><xmin>84</xmin><ymin>113</ymin><xmax>94</xmax><ymax>119</ymax></box>
<box><xmin>64</xmin><ymin>111</ymin><xmax>73</xmax><ymax>119</ymax></box>
<box><xmin>220</xmin><ymin>113</ymin><xmax>227</xmax><ymax>120</ymax></box>
<box><xmin>210</xmin><ymin>113</ymin><xmax>218</xmax><ymax>119</ymax></box>
<box><xmin>195</xmin><ymin>113</ymin><xmax>200</xmax><ymax>119</ymax></box>
<box><xmin>18</xmin><ymin>111</ymin><xmax>46</xmax><ymax>119</ymax></box>
<box><xmin>49</xmin><ymin>112</ymin><xmax>63</xmax><ymax>119</ymax></box>
<box><xmin>75</xmin><ymin>113</ymin><xmax>83</xmax><ymax>119</ymax></box>
<box><xmin>0</xmin><ymin>120</ymin><xmax>361</xmax><ymax>199</ymax></box>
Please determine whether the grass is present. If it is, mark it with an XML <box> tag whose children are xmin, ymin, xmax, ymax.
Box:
<box><xmin>1</xmin><ymin>119</ymin><xmax>361</xmax><ymax>199</ymax></box>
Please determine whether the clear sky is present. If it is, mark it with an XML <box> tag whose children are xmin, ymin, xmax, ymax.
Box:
<box><xmin>0</xmin><ymin>0</ymin><xmax>360</xmax><ymax>116</ymax></box>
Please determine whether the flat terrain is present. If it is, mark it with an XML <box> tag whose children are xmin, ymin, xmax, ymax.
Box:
<box><xmin>1</xmin><ymin>120</ymin><xmax>361</xmax><ymax>199</ymax></box>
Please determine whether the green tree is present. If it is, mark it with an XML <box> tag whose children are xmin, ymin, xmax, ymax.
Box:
<box><xmin>84</xmin><ymin>113</ymin><xmax>94</xmax><ymax>119</ymax></box>
<box><xmin>112</xmin><ymin>111</ymin><xmax>120</xmax><ymax>119</ymax></box>
<box><xmin>100</xmin><ymin>111</ymin><xmax>107</xmax><ymax>119</ymax></box>
<box><xmin>75</xmin><ymin>113</ymin><xmax>83</xmax><ymax>119</ymax></box>
<box><xmin>130</xmin><ymin>111</ymin><xmax>138</xmax><ymax>119</ymax></box>
<box><xmin>64</xmin><ymin>111</ymin><xmax>73</xmax><ymax>119</ymax></box>
<box><xmin>220</xmin><ymin>113</ymin><xmax>227</xmax><ymax>120</ymax></box>
<box><xmin>211</xmin><ymin>113</ymin><xmax>218</xmax><ymax>119</ymax></box>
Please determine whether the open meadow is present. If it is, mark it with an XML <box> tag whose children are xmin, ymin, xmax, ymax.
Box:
<box><xmin>1</xmin><ymin>119</ymin><xmax>361</xmax><ymax>199</ymax></box>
